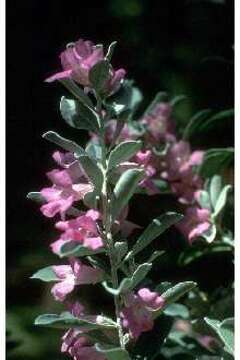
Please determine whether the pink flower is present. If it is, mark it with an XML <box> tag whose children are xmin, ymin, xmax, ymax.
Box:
<box><xmin>104</xmin><ymin>120</ymin><xmax>138</xmax><ymax>144</ymax></box>
<box><xmin>176</xmin><ymin>206</ymin><xmax>211</xmax><ymax>243</ymax></box>
<box><xmin>40</xmin><ymin>152</ymin><xmax>93</xmax><ymax>218</ymax></box>
<box><xmin>51</xmin><ymin>258</ymin><xmax>103</xmax><ymax>302</ymax></box>
<box><xmin>45</xmin><ymin>38</ymin><xmax>126</xmax><ymax>95</ymax></box>
<box><xmin>141</xmin><ymin>102</ymin><xmax>176</xmax><ymax>144</ymax></box>
<box><xmin>134</xmin><ymin>150</ymin><xmax>159</xmax><ymax>195</ymax></box>
<box><xmin>121</xmin><ymin>288</ymin><xmax>165</xmax><ymax>339</ymax></box>
<box><xmin>61</xmin><ymin>302</ymin><xmax>106</xmax><ymax>360</ymax></box>
<box><xmin>51</xmin><ymin>209</ymin><xmax>104</xmax><ymax>255</ymax></box>
<box><xmin>113</xmin><ymin>206</ymin><xmax>141</xmax><ymax>237</ymax></box>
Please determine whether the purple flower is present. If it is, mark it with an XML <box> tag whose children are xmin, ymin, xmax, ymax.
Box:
<box><xmin>141</xmin><ymin>102</ymin><xmax>176</xmax><ymax>144</ymax></box>
<box><xmin>61</xmin><ymin>302</ymin><xmax>106</xmax><ymax>360</ymax></box>
<box><xmin>51</xmin><ymin>258</ymin><xmax>103</xmax><ymax>302</ymax></box>
<box><xmin>45</xmin><ymin>38</ymin><xmax>126</xmax><ymax>95</ymax></box>
<box><xmin>40</xmin><ymin>152</ymin><xmax>93</xmax><ymax>218</ymax></box>
<box><xmin>121</xmin><ymin>288</ymin><xmax>165</xmax><ymax>339</ymax></box>
<box><xmin>176</xmin><ymin>206</ymin><xmax>211</xmax><ymax>243</ymax></box>
<box><xmin>51</xmin><ymin>209</ymin><xmax>104</xmax><ymax>255</ymax></box>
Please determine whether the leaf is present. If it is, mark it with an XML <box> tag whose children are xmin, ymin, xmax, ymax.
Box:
<box><xmin>111</xmin><ymin>169</ymin><xmax>145</xmax><ymax>220</ymax></box>
<box><xmin>59</xmin><ymin>78</ymin><xmax>93</xmax><ymax>108</ymax></box>
<box><xmin>59</xmin><ymin>241</ymin><xmax>105</xmax><ymax>258</ymax></box>
<box><xmin>199</xmin><ymin>109</ymin><xmax>234</xmax><ymax>132</ymax></box>
<box><xmin>95</xmin><ymin>344</ymin><xmax>130</xmax><ymax>360</ymax></box>
<box><xmin>78</xmin><ymin>155</ymin><xmax>104</xmax><ymax>193</ymax></box>
<box><xmin>128</xmin><ymin>212</ymin><xmax>183</xmax><ymax>259</ymax></box>
<box><xmin>42</xmin><ymin>131</ymin><xmax>86</xmax><ymax>157</ymax></box>
<box><xmin>35</xmin><ymin>312</ymin><xmax>117</xmax><ymax>331</ymax></box>
<box><xmin>170</xmin><ymin>94</ymin><xmax>188</xmax><ymax>107</ymax></box>
<box><xmin>201</xmin><ymin>224</ymin><xmax>217</xmax><ymax>243</ymax></box>
<box><xmin>85</xmin><ymin>142</ymin><xmax>102</xmax><ymax>161</ymax></box>
<box><xmin>199</xmin><ymin>148</ymin><xmax>234</xmax><ymax>177</ymax></box>
<box><xmin>196</xmin><ymin>190</ymin><xmax>211</xmax><ymax>210</ymax></box>
<box><xmin>30</xmin><ymin>266</ymin><xmax>59</xmax><ymax>282</ymax></box>
<box><xmin>209</xmin><ymin>175</ymin><xmax>222</xmax><ymax>208</ymax></box>
<box><xmin>213</xmin><ymin>184</ymin><xmax>232</xmax><ymax>218</ymax></box>
<box><xmin>183</xmin><ymin>109</ymin><xmax>212</xmax><ymax>140</ymax></box>
<box><xmin>155</xmin><ymin>282</ymin><xmax>172</xmax><ymax>294</ymax></box>
<box><xmin>89</xmin><ymin>60</ymin><xmax>111</xmax><ymax>93</ymax></box>
<box><xmin>204</xmin><ymin>317</ymin><xmax>234</xmax><ymax>356</ymax></box>
<box><xmin>114</xmin><ymin>242</ymin><xmax>128</xmax><ymax>264</ymax></box>
<box><xmin>27</xmin><ymin>191</ymin><xmax>44</xmax><ymax>203</ymax></box>
<box><xmin>108</xmin><ymin>140</ymin><xmax>142</xmax><ymax>170</ymax></box>
<box><xmin>163</xmin><ymin>303</ymin><xmax>189</xmax><ymax>319</ymax></box>
<box><xmin>105</xmin><ymin>41</ymin><xmax>117</xmax><ymax>62</ymax></box>
<box><xmin>147</xmin><ymin>250</ymin><xmax>165</xmax><ymax>264</ymax></box>
<box><xmin>153</xmin><ymin>282</ymin><xmax>197</xmax><ymax>319</ymax></box>
<box><xmin>103</xmin><ymin>263</ymin><xmax>152</xmax><ymax>295</ymax></box>
<box><xmin>60</xmin><ymin>96</ymin><xmax>100</xmax><ymax>132</ymax></box>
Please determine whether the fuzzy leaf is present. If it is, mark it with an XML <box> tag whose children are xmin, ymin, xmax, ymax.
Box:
<box><xmin>42</xmin><ymin>131</ymin><xmax>86</xmax><ymax>157</ymax></box>
<box><xmin>201</xmin><ymin>224</ymin><xmax>217</xmax><ymax>243</ymax></box>
<box><xmin>199</xmin><ymin>148</ymin><xmax>234</xmax><ymax>177</ymax></box>
<box><xmin>111</xmin><ymin>169</ymin><xmax>145</xmax><ymax>220</ymax></box>
<box><xmin>108</xmin><ymin>140</ymin><xmax>142</xmax><ymax>170</ymax></box>
<box><xmin>85</xmin><ymin>142</ymin><xmax>102</xmax><ymax>161</ymax></box>
<box><xmin>59</xmin><ymin>241</ymin><xmax>105</xmax><ymax>258</ymax></box>
<box><xmin>204</xmin><ymin>317</ymin><xmax>234</xmax><ymax>356</ymax></box>
<box><xmin>196</xmin><ymin>190</ymin><xmax>211</xmax><ymax>210</ymax></box>
<box><xmin>128</xmin><ymin>212</ymin><xmax>183</xmax><ymax>259</ymax></box>
<box><xmin>59</xmin><ymin>78</ymin><xmax>94</xmax><ymax>108</ymax></box>
<box><xmin>209</xmin><ymin>175</ymin><xmax>222</xmax><ymax>208</ymax></box>
<box><xmin>31</xmin><ymin>266</ymin><xmax>59</xmax><ymax>282</ymax></box>
<box><xmin>153</xmin><ymin>282</ymin><xmax>197</xmax><ymax>319</ymax></box>
<box><xmin>95</xmin><ymin>344</ymin><xmax>130</xmax><ymax>360</ymax></box>
<box><xmin>105</xmin><ymin>41</ymin><xmax>117</xmax><ymax>61</ymax></box>
<box><xmin>35</xmin><ymin>312</ymin><xmax>117</xmax><ymax>331</ymax></box>
<box><xmin>89</xmin><ymin>60</ymin><xmax>111</xmax><ymax>92</ymax></box>
<box><xmin>60</xmin><ymin>96</ymin><xmax>100</xmax><ymax>132</ymax></box>
<box><xmin>163</xmin><ymin>303</ymin><xmax>190</xmax><ymax>319</ymax></box>
<box><xmin>27</xmin><ymin>192</ymin><xmax>44</xmax><ymax>203</ymax></box>
<box><xmin>78</xmin><ymin>155</ymin><xmax>104</xmax><ymax>193</ymax></box>
<box><xmin>213</xmin><ymin>185</ymin><xmax>232</xmax><ymax>218</ymax></box>
<box><xmin>114</xmin><ymin>242</ymin><xmax>128</xmax><ymax>264</ymax></box>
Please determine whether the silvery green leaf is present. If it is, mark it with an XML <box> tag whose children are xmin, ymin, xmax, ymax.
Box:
<box><xmin>59</xmin><ymin>78</ymin><xmax>93</xmax><ymax>108</ymax></box>
<box><xmin>129</xmin><ymin>212</ymin><xmax>183</xmax><ymax>259</ymax></box>
<box><xmin>209</xmin><ymin>175</ymin><xmax>222</xmax><ymax>208</ymax></box>
<box><xmin>114</xmin><ymin>242</ymin><xmax>128</xmax><ymax>264</ymax></box>
<box><xmin>27</xmin><ymin>192</ymin><xmax>44</xmax><ymax>203</ymax></box>
<box><xmin>213</xmin><ymin>185</ymin><xmax>232</xmax><ymax>218</ymax></box>
<box><xmin>108</xmin><ymin>140</ymin><xmax>142</xmax><ymax>170</ymax></box>
<box><xmin>163</xmin><ymin>303</ymin><xmax>189</xmax><ymax>319</ymax></box>
<box><xmin>153</xmin><ymin>282</ymin><xmax>197</xmax><ymax>319</ymax></box>
<box><xmin>89</xmin><ymin>60</ymin><xmax>111</xmax><ymax>93</ymax></box>
<box><xmin>111</xmin><ymin>169</ymin><xmax>145</xmax><ymax>220</ymax></box>
<box><xmin>59</xmin><ymin>241</ymin><xmax>105</xmax><ymax>258</ymax></box>
<box><xmin>204</xmin><ymin>317</ymin><xmax>234</xmax><ymax>357</ymax></box>
<box><xmin>95</xmin><ymin>344</ymin><xmax>130</xmax><ymax>360</ymax></box>
<box><xmin>201</xmin><ymin>224</ymin><xmax>217</xmax><ymax>243</ymax></box>
<box><xmin>196</xmin><ymin>190</ymin><xmax>211</xmax><ymax>210</ymax></box>
<box><xmin>60</xmin><ymin>96</ymin><xmax>100</xmax><ymax>132</ymax></box>
<box><xmin>85</xmin><ymin>142</ymin><xmax>102</xmax><ymax>161</ymax></box>
<box><xmin>30</xmin><ymin>266</ymin><xmax>59</xmax><ymax>282</ymax></box>
<box><xmin>83</xmin><ymin>190</ymin><xmax>99</xmax><ymax>209</ymax></box>
<box><xmin>105</xmin><ymin>41</ymin><xmax>117</xmax><ymax>61</ymax></box>
<box><xmin>42</xmin><ymin>131</ymin><xmax>86</xmax><ymax>157</ymax></box>
<box><xmin>147</xmin><ymin>250</ymin><xmax>165</xmax><ymax>264</ymax></box>
<box><xmin>35</xmin><ymin>312</ymin><xmax>117</xmax><ymax>330</ymax></box>
<box><xmin>103</xmin><ymin>263</ymin><xmax>152</xmax><ymax>295</ymax></box>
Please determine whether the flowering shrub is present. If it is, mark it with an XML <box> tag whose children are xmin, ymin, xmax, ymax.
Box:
<box><xmin>28</xmin><ymin>38</ymin><xmax>234</xmax><ymax>359</ymax></box>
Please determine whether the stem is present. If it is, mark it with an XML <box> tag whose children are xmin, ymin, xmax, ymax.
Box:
<box><xmin>96</xmin><ymin>95</ymin><xmax>125</xmax><ymax>349</ymax></box>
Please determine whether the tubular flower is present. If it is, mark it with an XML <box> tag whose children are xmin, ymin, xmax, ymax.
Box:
<box><xmin>45</xmin><ymin>38</ymin><xmax>126</xmax><ymax>95</ymax></box>
<box><xmin>51</xmin><ymin>258</ymin><xmax>103</xmax><ymax>301</ymax></box>
<box><xmin>40</xmin><ymin>152</ymin><xmax>92</xmax><ymax>218</ymax></box>
<box><xmin>51</xmin><ymin>209</ymin><xmax>103</xmax><ymax>255</ymax></box>
<box><xmin>121</xmin><ymin>288</ymin><xmax>165</xmax><ymax>339</ymax></box>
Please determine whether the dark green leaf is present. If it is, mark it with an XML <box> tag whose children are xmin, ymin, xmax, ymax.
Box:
<box><xmin>163</xmin><ymin>303</ymin><xmax>190</xmax><ymax>319</ymax></box>
<box><xmin>95</xmin><ymin>344</ymin><xmax>130</xmax><ymax>360</ymax></box>
<box><xmin>59</xmin><ymin>78</ymin><xmax>93</xmax><ymax>107</ymax></box>
<box><xmin>199</xmin><ymin>148</ymin><xmax>234</xmax><ymax>177</ymax></box>
<box><xmin>27</xmin><ymin>192</ymin><xmax>44</xmax><ymax>203</ymax></box>
<box><xmin>42</xmin><ymin>131</ymin><xmax>86</xmax><ymax>157</ymax></box>
<box><xmin>89</xmin><ymin>60</ymin><xmax>111</xmax><ymax>92</ymax></box>
<box><xmin>183</xmin><ymin>109</ymin><xmax>212</xmax><ymax>140</ymax></box>
<box><xmin>129</xmin><ymin>212</ymin><xmax>183</xmax><ymax>258</ymax></box>
<box><xmin>59</xmin><ymin>241</ymin><xmax>105</xmax><ymax>258</ymax></box>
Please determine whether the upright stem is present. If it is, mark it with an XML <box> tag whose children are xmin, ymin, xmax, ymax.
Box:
<box><xmin>96</xmin><ymin>95</ymin><xmax>125</xmax><ymax>349</ymax></box>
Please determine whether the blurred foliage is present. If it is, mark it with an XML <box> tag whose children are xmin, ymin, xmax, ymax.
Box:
<box><xmin>7</xmin><ymin>0</ymin><xmax>233</xmax><ymax>359</ymax></box>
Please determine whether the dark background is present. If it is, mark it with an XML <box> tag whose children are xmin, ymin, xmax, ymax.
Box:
<box><xmin>7</xmin><ymin>0</ymin><xmax>234</xmax><ymax>359</ymax></box>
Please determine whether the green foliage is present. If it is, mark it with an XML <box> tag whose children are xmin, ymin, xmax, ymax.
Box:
<box><xmin>59</xmin><ymin>241</ymin><xmax>105</xmax><ymax>257</ymax></box>
<box><xmin>89</xmin><ymin>60</ymin><xmax>111</xmax><ymax>93</ymax></box>
<box><xmin>108</xmin><ymin>140</ymin><xmax>142</xmax><ymax>170</ymax></box>
<box><xmin>30</xmin><ymin>266</ymin><xmax>59</xmax><ymax>282</ymax></box>
<box><xmin>199</xmin><ymin>148</ymin><xmax>234</xmax><ymax>177</ymax></box>
<box><xmin>96</xmin><ymin>344</ymin><xmax>130</xmax><ymax>360</ymax></box>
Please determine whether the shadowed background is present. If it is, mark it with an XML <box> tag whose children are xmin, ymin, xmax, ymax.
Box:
<box><xmin>7</xmin><ymin>0</ymin><xmax>234</xmax><ymax>359</ymax></box>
